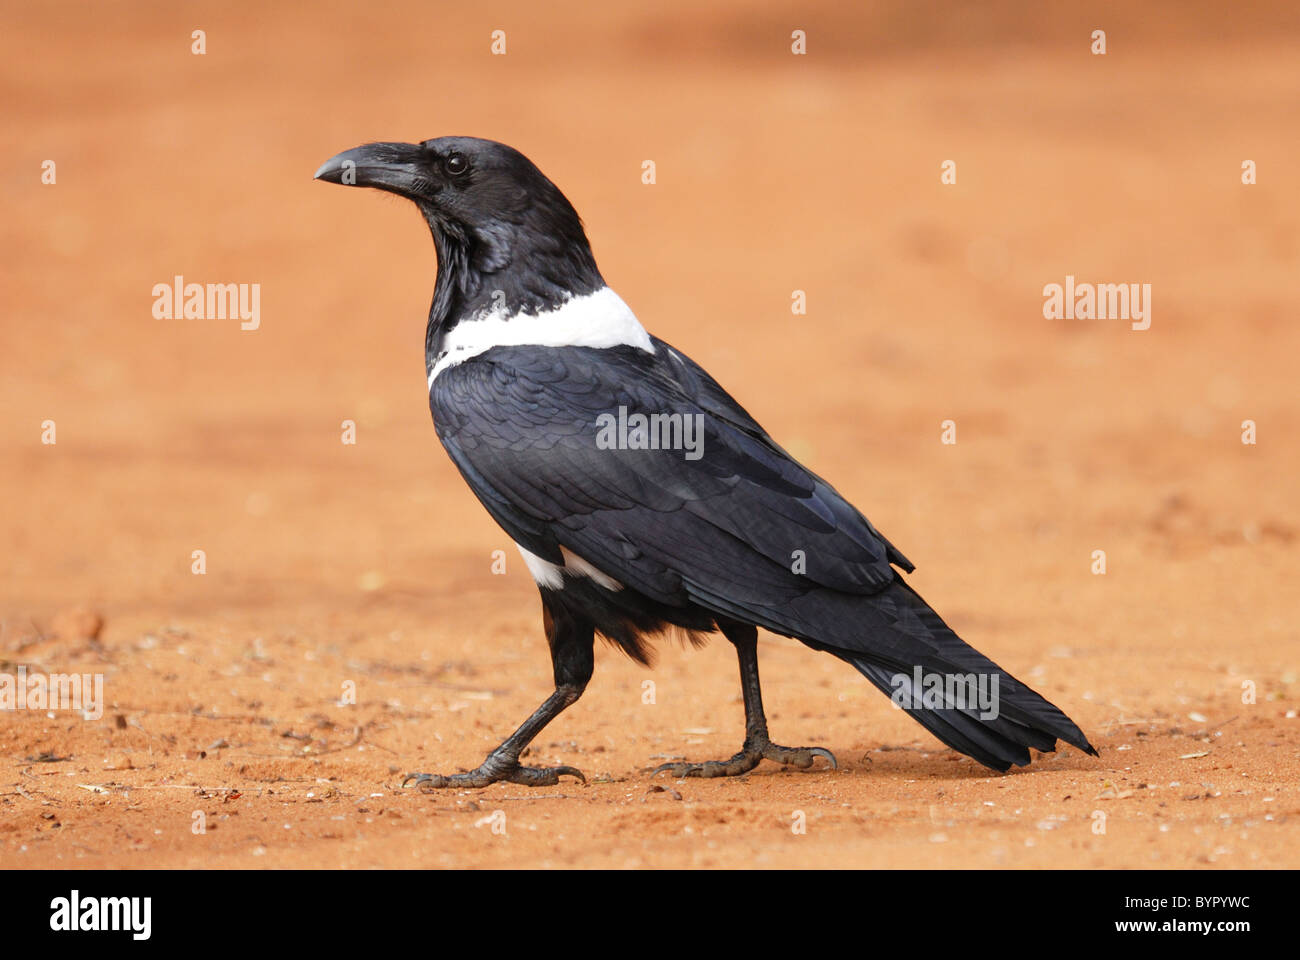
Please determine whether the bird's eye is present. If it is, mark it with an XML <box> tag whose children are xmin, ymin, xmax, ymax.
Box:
<box><xmin>444</xmin><ymin>154</ymin><xmax>469</xmax><ymax>177</ymax></box>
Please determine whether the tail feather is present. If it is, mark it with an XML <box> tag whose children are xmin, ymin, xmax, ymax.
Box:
<box><xmin>692</xmin><ymin>566</ymin><xmax>1098</xmax><ymax>771</ymax></box>
<box><xmin>826</xmin><ymin>579</ymin><xmax>1098</xmax><ymax>772</ymax></box>
<box><xmin>853</xmin><ymin>660</ymin><xmax>1062</xmax><ymax>771</ymax></box>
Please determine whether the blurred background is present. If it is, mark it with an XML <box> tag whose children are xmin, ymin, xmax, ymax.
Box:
<box><xmin>1</xmin><ymin>1</ymin><xmax>1297</xmax><ymax>868</ymax></box>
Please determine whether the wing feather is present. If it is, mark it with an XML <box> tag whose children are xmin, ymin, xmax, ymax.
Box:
<box><xmin>431</xmin><ymin>342</ymin><xmax>907</xmax><ymax>616</ymax></box>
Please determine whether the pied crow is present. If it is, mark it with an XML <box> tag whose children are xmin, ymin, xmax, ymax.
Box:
<box><xmin>314</xmin><ymin>137</ymin><xmax>1097</xmax><ymax>789</ymax></box>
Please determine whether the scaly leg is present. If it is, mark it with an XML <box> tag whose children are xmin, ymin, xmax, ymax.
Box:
<box><xmin>655</xmin><ymin>621</ymin><xmax>837</xmax><ymax>778</ymax></box>
<box><xmin>404</xmin><ymin>595</ymin><xmax>594</xmax><ymax>790</ymax></box>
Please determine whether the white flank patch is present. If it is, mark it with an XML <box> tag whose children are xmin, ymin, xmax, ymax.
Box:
<box><xmin>516</xmin><ymin>546</ymin><xmax>564</xmax><ymax>588</ymax></box>
<box><xmin>429</xmin><ymin>286</ymin><xmax>653</xmax><ymax>385</ymax></box>
<box><xmin>515</xmin><ymin>544</ymin><xmax>624</xmax><ymax>592</ymax></box>
<box><xmin>559</xmin><ymin>546</ymin><xmax>623</xmax><ymax>591</ymax></box>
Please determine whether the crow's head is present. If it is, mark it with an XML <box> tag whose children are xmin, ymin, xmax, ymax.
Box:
<box><xmin>315</xmin><ymin>137</ymin><xmax>599</xmax><ymax>299</ymax></box>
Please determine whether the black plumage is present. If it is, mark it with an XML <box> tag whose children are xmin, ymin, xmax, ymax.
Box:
<box><xmin>315</xmin><ymin>136</ymin><xmax>1097</xmax><ymax>787</ymax></box>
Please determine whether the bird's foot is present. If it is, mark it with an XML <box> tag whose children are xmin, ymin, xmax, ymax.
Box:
<box><xmin>402</xmin><ymin>751</ymin><xmax>586</xmax><ymax>791</ymax></box>
<box><xmin>653</xmin><ymin>737</ymin><xmax>837</xmax><ymax>779</ymax></box>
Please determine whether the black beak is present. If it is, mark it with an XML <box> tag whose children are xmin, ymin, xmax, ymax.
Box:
<box><xmin>314</xmin><ymin>141</ymin><xmax>429</xmax><ymax>198</ymax></box>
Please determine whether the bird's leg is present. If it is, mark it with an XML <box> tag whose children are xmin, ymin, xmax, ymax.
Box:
<box><xmin>403</xmin><ymin>597</ymin><xmax>594</xmax><ymax>791</ymax></box>
<box><xmin>655</xmin><ymin>622</ymin><xmax>837</xmax><ymax>778</ymax></box>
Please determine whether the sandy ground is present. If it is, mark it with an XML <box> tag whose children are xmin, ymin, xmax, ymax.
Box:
<box><xmin>2</xmin><ymin>1</ymin><xmax>1298</xmax><ymax>869</ymax></box>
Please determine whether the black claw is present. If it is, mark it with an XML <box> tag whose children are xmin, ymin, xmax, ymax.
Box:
<box><xmin>400</xmin><ymin>761</ymin><xmax>585</xmax><ymax>791</ymax></box>
<box><xmin>658</xmin><ymin>740</ymin><xmax>838</xmax><ymax>779</ymax></box>
<box><xmin>653</xmin><ymin>761</ymin><xmax>703</xmax><ymax>778</ymax></box>
<box><xmin>402</xmin><ymin>771</ymin><xmax>467</xmax><ymax>791</ymax></box>
<box><xmin>808</xmin><ymin>747</ymin><xmax>838</xmax><ymax>770</ymax></box>
<box><xmin>506</xmin><ymin>763</ymin><xmax>587</xmax><ymax>786</ymax></box>
<box><xmin>653</xmin><ymin>752</ymin><xmax>759</xmax><ymax>779</ymax></box>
